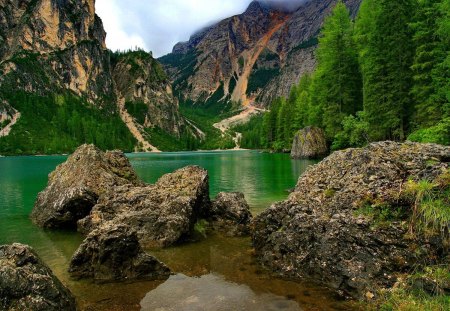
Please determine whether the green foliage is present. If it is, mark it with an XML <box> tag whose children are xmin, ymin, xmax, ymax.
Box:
<box><xmin>312</xmin><ymin>1</ymin><xmax>362</xmax><ymax>139</ymax></box>
<box><xmin>402</xmin><ymin>171</ymin><xmax>450</xmax><ymax>240</ymax></box>
<box><xmin>356</xmin><ymin>0</ymin><xmax>415</xmax><ymax>141</ymax></box>
<box><xmin>408</xmin><ymin>118</ymin><xmax>450</xmax><ymax>145</ymax></box>
<box><xmin>375</xmin><ymin>266</ymin><xmax>450</xmax><ymax>311</ymax></box>
<box><xmin>125</xmin><ymin>101</ymin><xmax>148</xmax><ymax>124</ymax></box>
<box><xmin>232</xmin><ymin>114</ymin><xmax>265</xmax><ymax>149</ymax></box>
<box><xmin>289</xmin><ymin>37</ymin><xmax>319</xmax><ymax>55</ymax></box>
<box><xmin>332</xmin><ymin>112</ymin><xmax>370</xmax><ymax>150</ymax></box>
<box><xmin>145</xmin><ymin>126</ymin><xmax>200</xmax><ymax>152</ymax></box>
<box><xmin>0</xmin><ymin>91</ymin><xmax>136</xmax><ymax>155</ymax></box>
<box><xmin>247</xmin><ymin>67</ymin><xmax>281</xmax><ymax>94</ymax></box>
<box><xmin>411</xmin><ymin>0</ymin><xmax>450</xmax><ymax>129</ymax></box>
<box><xmin>194</xmin><ymin>219</ymin><xmax>209</xmax><ymax>237</ymax></box>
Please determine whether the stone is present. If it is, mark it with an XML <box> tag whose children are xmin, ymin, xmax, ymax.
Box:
<box><xmin>206</xmin><ymin>192</ymin><xmax>253</xmax><ymax>236</ymax></box>
<box><xmin>31</xmin><ymin>144</ymin><xmax>142</xmax><ymax>229</ymax></box>
<box><xmin>252</xmin><ymin>141</ymin><xmax>450</xmax><ymax>299</ymax></box>
<box><xmin>78</xmin><ymin>166</ymin><xmax>210</xmax><ymax>248</ymax></box>
<box><xmin>0</xmin><ymin>243</ymin><xmax>76</xmax><ymax>311</ymax></box>
<box><xmin>290</xmin><ymin>126</ymin><xmax>328</xmax><ymax>159</ymax></box>
<box><xmin>69</xmin><ymin>224</ymin><xmax>170</xmax><ymax>282</ymax></box>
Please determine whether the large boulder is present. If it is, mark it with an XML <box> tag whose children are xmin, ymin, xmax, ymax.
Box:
<box><xmin>206</xmin><ymin>192</ymin><xmax>253</xmax><ymax>236</ymax></box>
<box><xmin>78</xmin><ymin>166</ymin><xmax>210</xmax><ymax>248</ymax></box>
<box><xmin>290</xmin><ymin>126</ymin><xmax>328</xmax><ymax>159</ymax></box>
<box><xmin>69</xmin><ymin>224</ymin><xmax>170</xmax><ymax>282</ymax></box>
<box><xmin>31</xmin><ymin>144</ymin><xmax>142</xmax><ymax>229</ymax></box>
<box><xmin>0</xmin><ymin>244</ymin><xmax>76</xmax><ymax>311</ymax></box>
<box><xmin>253</xmin><ymin>141</ymin><xmax>450</xmax><ymax>299</ymax></box>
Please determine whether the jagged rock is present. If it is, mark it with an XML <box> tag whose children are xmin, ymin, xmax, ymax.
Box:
<box><xmin>0</xmin><ymin>243</ymin><xmax>76</xmax><ymax>311</ymax></box>
<box><xmin>206</xmin><ymin>192</ymin><xmax>253</xmax><ymax>236</ymax></box>
<box><xmin>290</xmin><ymin>126</ymin><xmax>328</xmax><ymax>159</ymax></box>
<box><xmin>78</xmin><ymin>166</ymin><xmax>210</xmax><ymax>248</ymax></box>
<box><xmin>252</xmin><ymin>141</ymin><xmax>450</xmax><ymax>299</ymax></box>
<box><xmin>31</xmin><ymin>144</ymin><xmax>142</xmax><ymax>229</ymax></box>
<box><xmin>69</xmin><ymin>224</ymin><xmax>170</xmax><ymax>282</ymax></box>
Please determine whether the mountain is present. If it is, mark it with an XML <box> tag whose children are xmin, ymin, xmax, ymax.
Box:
<box><xmin>0</xmin><ymin>0</ymin><xmax>186</xmax><ymax>154</ymax></box>
<box><xmin>160</xmin><ymin>0</ymin><xmax>361</xmax><ymax>108</ymax></box>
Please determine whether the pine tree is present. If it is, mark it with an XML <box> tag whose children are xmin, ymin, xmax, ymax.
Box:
<box><xmin>411</xmin><ymin>0</ymin><xmax>449</xmax><ymax>128</ymax></box>
<box><xmin>355</xmin><ymin>0</ymin><xmax>416</xmax><ymax>141</ymax></box>
<box><xmin>311</xmin><ymin>1</ymin><xmax>362</xmax><ymax>139</ymax></box>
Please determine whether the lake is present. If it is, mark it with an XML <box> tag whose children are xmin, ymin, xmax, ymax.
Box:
<box><xmin>0</xmin><ymin>150</ymin><xmax>358</xmax><ymax>310</ymax></box>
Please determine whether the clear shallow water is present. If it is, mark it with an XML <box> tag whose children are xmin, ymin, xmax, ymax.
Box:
<box><xmin>0</xmin><ymin>150</ymin><xmax>359</xmax><ymax>310</ymax></box>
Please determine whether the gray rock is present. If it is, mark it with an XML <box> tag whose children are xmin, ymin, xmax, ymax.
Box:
<box><xmin>69</xmin><ymin>224</ymin><xmax>170</xmax><ymax>282</ymax></box>
<box><xmin>0</xmin><ymin>243</ymin><xmax>76</xmax><ymax>311</ymax></box>
<box><xmin>31</xmin><ymin>144</ymin><xmax>142</xmax><ymax>229</ymax></box>
<box><xmin>78</xmin><ymin>166</ymin><xmax>210</xmax><ymax>248</ymax></box>
<box><xmin>290</xmin><ymin>126</ymin><xmax>328</xmax><ymax>159</ymax></box>
<box><xmin>207</xmin><ymin>192</ymin><xmax>253</xmax><ymax>236</ymax></box>
<box><xmin>253</xmin><ymin>141</ymin><xmax>450</xmax><ymax>299</ymax></box>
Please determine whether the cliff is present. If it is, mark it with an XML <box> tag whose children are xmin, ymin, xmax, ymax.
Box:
<box><xmin>0</xmin><ymin>0</ymin><xmax>185</xmax><ymax>153</ymax></box>
<box><xmin>160</xmin><ymin>0</ymin><xmax>361</xmax><ymax>108</ymax></box>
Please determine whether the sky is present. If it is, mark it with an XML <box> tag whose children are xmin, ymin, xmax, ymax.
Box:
<box><xmin>95</xmin><ymin>0</ymin><xmax>307</xmax><ymax>58</ymax></box>
<box><xmin>96</xmin><ymin>0</ymin><xmax>251</xmax><ymax>58</ymax></box>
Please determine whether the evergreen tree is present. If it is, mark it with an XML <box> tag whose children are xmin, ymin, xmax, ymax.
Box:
<box><xmin>311</xmin><ymin>1</ymin><xmax>362</xmax><ymax>139</ymax></box>
<box><xmin>411</xmin><ymin>0</ymin><xmax>449</xmax><ymax>128</ymax></box>
<box><xmin>355</xmin><ymin>0</ymin><xmax>416</xmax><ymax>141</ymax></box>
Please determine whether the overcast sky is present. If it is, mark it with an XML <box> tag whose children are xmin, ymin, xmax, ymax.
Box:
<box><xmin>95</xmin><ymin>0</ymin><xmax>307</xmax><ymax>58</ymax></box>
<box><xmin>96</xmin><ymin>0</ymin><xmax>251</xmax><ymax>57</ymax></box>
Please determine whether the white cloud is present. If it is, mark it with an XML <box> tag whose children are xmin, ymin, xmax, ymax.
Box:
<box><xmin>95</xmin><ymin>0</ymin><xmax>253</xmax><ymax>57</ymax></box>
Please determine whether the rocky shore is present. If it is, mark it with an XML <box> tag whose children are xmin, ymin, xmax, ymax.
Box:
<box><xmin>253</xmin><ymin>141</ymin><xmax>449</xmax><ymax>299</ymax></box>
<box><xmin>2</xmin><ymin>141</ymin><xmax>448</xmax><ymax>309</ymax></box>
<box><xmin>29</xmin><ymin>144</ymin><xmax>252</xmax><ymax>284</ymax></box>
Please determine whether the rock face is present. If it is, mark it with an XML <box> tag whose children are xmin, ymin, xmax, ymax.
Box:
<box><xmin>0</xmin><ymin>0</ymin><xmax>113</xmax><ymax>103</ymax></box>
<box><xmin>31</xmin><ymin>144</ymin><xmax>142</xmax><ymax>228</ymax></box>
<box><xmin>252</xmin><ymin>141</ymin><xmax>450</xmax><ymax>299</ymax></box>
<box><xmin>78</xmin><ymin>166</ymin><xmax>210</xmax><ymax>248</ymax></box>
<box><xmin>290</xmin><ymin>126</ymin><xmax>328</xmax><ymax>159</ymax></box>
<box><xmin>160</xmin><ymin>0</ymin><xmax>361</xmax><ymax>108</ymax></box>
<box><xmin>207</xmin><ymin>192</ymin><xmax>253</xmax><ymax>236</ymax></box>
<box><xmin>0</xmin><ymin>243</ymin><xmax>76</xmax><ymax>311</ymax></box>
<box><xmin>112</xmin><ymin>50</ymin><xmax>185</xmax><ymax>137</ymax></box>
<box><xmin>69</xmin><ymin>224</ymin><xmax>170</xmax><ymax>282</ymax></box>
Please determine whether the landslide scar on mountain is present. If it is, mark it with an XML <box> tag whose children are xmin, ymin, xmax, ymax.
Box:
<box><xmin>231</xmin><ymin>14</ymin><xmax>289</xmax><ymax>106</ymax></box>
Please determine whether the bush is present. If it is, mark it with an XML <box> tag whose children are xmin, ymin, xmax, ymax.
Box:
<box><xmin>408</xmin><ymin>118</ymin><xmax>450</xmax><ymax>145</ymax></box>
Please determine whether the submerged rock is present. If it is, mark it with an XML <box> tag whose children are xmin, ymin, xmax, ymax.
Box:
<box><xmin>290</xmin><ymin>126</ymin><xmax>328</xmax><ymax>159</ymax></box>
<box><xmin>78</xmin><ymin>166</ymin><xmax>210</xmax><ymax>248</ymax></box>
<box><xmin>253</xmin><ymin>141</ymin><xmax>450</xmax><ymax>299</ymax></box>
<box><xmin>31</xmin><ymin>144</ymin><xmax>142</xmax><ymax>229</ymax></box>
<box><xmin>207</xmin><ymin>192</ymin><xmax>253</xmax><ymax>236</ymax></box>
<box><xmin>0</xmin><ymin>244</ymin><xmax>76</xmax><ymax>311</ymax></box>
<box><xmin>69</xmin><ymin>224</ymin><xmax>170</xmax><ymax>282</ymax></box>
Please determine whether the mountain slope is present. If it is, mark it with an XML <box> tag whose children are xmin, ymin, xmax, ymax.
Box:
<box><xmin>0</xmin><ymin>0</ymin><xmax>186</xmax><ymax>154</ymax></box>
<box><xmin>160</xmin><ymin>0</ymin><xmax>362</xmax><ymax>109</ymax></box>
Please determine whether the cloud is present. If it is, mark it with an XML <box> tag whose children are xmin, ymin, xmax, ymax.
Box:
<box><xmin>259</xmin><ymin>0</ymin><xmax>308</xmax><ymax>12</ymax></box>
<box><xmin>96</xmin><ymin>0</ymin><xmax>254</xmax><ymax>57</ymax></box>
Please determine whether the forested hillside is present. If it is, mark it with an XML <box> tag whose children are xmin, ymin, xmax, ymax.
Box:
<box><xmin>237</xmin><ymin>0</ymin><xmax>449</xmax><ymax>150</ymax></box>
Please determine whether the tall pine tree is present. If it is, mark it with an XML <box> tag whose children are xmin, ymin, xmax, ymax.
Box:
<box><xmin>356</xmin><ymin>0</ymin><xmax>416</xmax><ymax>141</ymax></box>
<box><xmin>311</xmin><ymin>1</ymin><xmax>362</xmax><ymax>139</ymax></box>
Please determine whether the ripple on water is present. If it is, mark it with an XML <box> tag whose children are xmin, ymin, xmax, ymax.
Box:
<box><xmin>140</xmin><ymin>273</ymin><xmax>302</xmax><ymax>311</ymax></box>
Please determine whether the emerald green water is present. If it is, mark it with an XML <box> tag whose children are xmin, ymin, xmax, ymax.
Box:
<box><xmin>0</xmin><ymin>151</ymin><xmax>358</xmax><ymax>310</ymax></box>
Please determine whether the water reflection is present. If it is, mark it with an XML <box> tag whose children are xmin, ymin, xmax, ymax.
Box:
<box><xmin>140</xmin><ymin>273</ymin><xmax>302</xmax><ymax>311</ymax></box>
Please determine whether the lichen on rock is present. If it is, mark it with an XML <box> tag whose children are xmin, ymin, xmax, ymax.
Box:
<box><xmin>290</xmin><ymin>126</ymin><xmax>328</xmax><ymax>159</ymax></box>
<box><xmin>69</xmin><ymin>224</ymin><xmax>171</xmax><ymax>282</ymax></box>
<box><xmin>31</xmin><ymin>144</ymin><xmax>142</xmax><ymax>229</ymax></box>
<box><xmin>0</xmin><ymin>243</ymin><xmax>76</xmax><ymax>311</ymax></box>
<box><xmin>253</xmin><ymin>141</ymin><xmax>450</xmax><ymax>299</ymax></box>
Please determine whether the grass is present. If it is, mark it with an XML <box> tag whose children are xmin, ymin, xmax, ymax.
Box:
<box><xmin>402</xmin><ymin>170</ymin><xmax>450</xmax><ymax>240</ymax></box>
<box><xmin>374</xmin><ymin>266</ymin><xmax>450</xmax><ymax>311</ymax></box>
